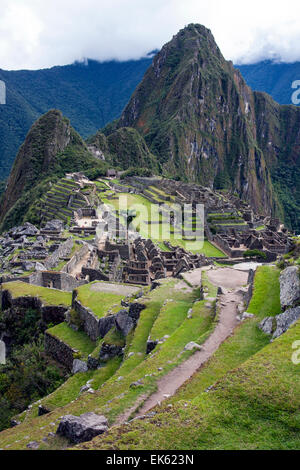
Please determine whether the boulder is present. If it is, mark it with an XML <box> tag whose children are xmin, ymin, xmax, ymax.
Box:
<box><xmin>258</xmin><ymin>317</ymin><xmax>275</xmax><ymax>335</ymax></box>
<box><xmin>35</xmin><ymin>262</ymin><xmax>46</xmax><ymax>272</ymax></box>
<box><xmin>38</xmin><ymin>405</ymin><xmax>50</xmax><ymax>417</ymax></box>
<box><xmin>280</xmin><ymin>266</ymin><xmax>300</xmax><ymax>309</ymax></box>
<box><xmin>259</xmin><ymin>306</ymin><xmax>300</xmax><ymax>340</ymax></box>
<box><xmin>273</xmin><ymin>307</ymin><xmax>300</xmax><ymax>339</ymax></box>
<box><xmin>56</xmin><ymin>412</ymin><xmax>108</xmax><ymax>443</ymax></box>
<box><xmin>114</xmin><ymin>309</ymin><xmax>134</xmax><ymax>336</ymax></box>
<box><xmin>128</xmin><ymin>302</ymin><xmax>146</xmax><ymax>321</ymax></box>
<box><xmin>72</xmin><ymin>359</ymin><xmax>88</xmax><ymax>374</ymax></box>
<box><xmin>184</xmin><ymin>342</ymin><xmax>202</xmax><ymax>351</ymax></box>
<box><xmin>27</xmin><ymin>441</ymin><xmax>40</xmax><ymax>450</ymax></box>
<box><xmin>147</xmin><ymin>340</ymin><xmax>157</xmax><ymax>354</ymax></box>
<box><xmin>87</xmin><ymin>355</ymin><xmax>99</xmax><ymax>370</ymax></box>
<box><xmin>99</xmin><ymin>343</ymin><xmax>123</xmax><ymax>362</ymax></box>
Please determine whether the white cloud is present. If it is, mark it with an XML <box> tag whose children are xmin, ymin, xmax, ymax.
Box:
<box><xmin>0</xmin><ymin>0</ymin><xmax>300</xmax><ymax>70</ymax></box>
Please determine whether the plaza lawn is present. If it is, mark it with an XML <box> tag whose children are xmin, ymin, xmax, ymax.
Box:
<box><xmin>76</xmin><ymin>283</ymin><xmax>125</xmax><ymax>318</ymax></box>
<box><xmin>101</xmin><ymin>193</ymin><xmax>226</xmax><ymax>257</ymax></box>
<box><xmin>1</xmin><ymin>281</ymin><xmax>72</xmax><ymax>306</ymax></box>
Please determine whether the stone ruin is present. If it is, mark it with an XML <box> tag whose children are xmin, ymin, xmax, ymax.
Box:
<box><xmin>121</xmin><ymin>176</ymin><xmax>292</xmax><ymax>261</ymax></box>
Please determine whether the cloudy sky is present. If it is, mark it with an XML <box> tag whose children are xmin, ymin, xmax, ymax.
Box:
<box><xmin>0</xmin><ymin>0</ymin><xmax>300</xmax><ymax>70</ymax></box>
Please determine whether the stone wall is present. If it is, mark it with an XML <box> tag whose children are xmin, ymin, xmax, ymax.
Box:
<box><xmin>62</xmin><ymin>243</ymin><xmax>90</xmax><ymax>275</ymax></box>
<box><xmin>44</xmin><ymin>332</ymin><xmax>75</xmax><ymax>370</ymax></box>
<box><xmin>0</xmin><ymin>289</ymin><xmax>68</xmax><ymax>325</ymax></box>
<box><xmin>44</xmin><ymin>238</ymin><xmax>74</xmax><ymax>270</ymax></box>
<box><xmin>29</xmin><ymin>271</ymin><xmax>83</xmax><ymax>291</ymax></box>
<box><xmin>81</xmin><ymin>267</ymin><xmax>109</xmax><ymax>282</ymax></box>
<box><xmin>72</xmin><ymin>293</ymin><xmax>115</xmax><ymax>341</ymax></box>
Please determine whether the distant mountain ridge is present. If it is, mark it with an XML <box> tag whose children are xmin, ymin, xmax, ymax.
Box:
<box><xmin>1</xmin><ymin>53</ymin><xmax>300</xmax><ymax>184</ymax></box>
<box><xmin>237</xmin><ymin>60</ymin><xmax>300</xmax><ymax>106</ymax></box>
<box><xmin>0</xmin><ymin>58</ymin><xmax>152</xmax><ymax>179</ymax></box>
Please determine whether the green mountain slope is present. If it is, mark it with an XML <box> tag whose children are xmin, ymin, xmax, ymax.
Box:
<box><xmin>0</xmin><ymin>110</ymin><xmax>107</xmax><ymax>231</ymax></box>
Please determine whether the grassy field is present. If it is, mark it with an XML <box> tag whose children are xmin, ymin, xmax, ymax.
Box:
<box><xmin>84</xmin><ymin>320</ymin><xmax>300</xmax><ymax>450</ymax></box>
<box><xmin>0</xmin><ymin>277</ymin><xmax>218</xmax><ymax>449</ymax></box>
<box><xmin>1</xmin><ymin>281</ymin><xmax>72</xmax><ymax>306</ymax></box>
<box><xmin>101</xmin><ymin>192</ymin><xmax>226</xmax><ymax>257</ymax></box>
<box><xmin>76</xmin><ymin>266</ymin><xmax>300</xmax><ymax>450</ymax></box>
<box><xmin>0</xmin><ymin>267</ymin><xmax>292</xmax><ymax>450</ymax></box>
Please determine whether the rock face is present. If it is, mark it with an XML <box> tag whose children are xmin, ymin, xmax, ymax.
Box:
<box><xmin>114</xmin><ymin>309</ymin><xmax>135</xmax><ymax>337</ymax></box>
<box><xmin>259</xmin><ymin>307</ymin><xmax>300</xmax><ymax>339</ymax></box>
<box><xmin>56</xmin><ymin>412</ymin><xmax>108</xmax><ymax>444</ymax></box>
<box><xmin>273</xmin><ymin>307</ymin><xmax>300</xmax><ymax>339</ymax></box>
<box><xmin>280</xmin><ymin>266</ymin><xmax>300</xmax><ymax>309</ymax></box>
<box><xmin>259</xmin><ymin>317</ymin><xmax>275</xmax><ymax>336</ymax></box>
<box><xmin>72</xmin><ymin>359</ymin><xmax>88</xmax><ymax>374</ymax></box>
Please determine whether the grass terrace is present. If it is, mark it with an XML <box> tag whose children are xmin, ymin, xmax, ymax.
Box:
<box><xmin>76</xmin><ymin>282</ymin><xmax>138</xmax><ymax>318</ymax></box>
<box><xmin>1</xmin><ymin>281</ymin><xmax>72</xmax><ymax>306</ymax></box>
<box><xmin>47</xmin><ymin>322</ymin><xmax>96</xmax><ymax>360</ymax></box>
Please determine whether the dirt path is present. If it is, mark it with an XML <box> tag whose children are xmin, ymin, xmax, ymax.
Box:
<box><xmin>123</xmin><ymin>266</ymin><xmax>248</xmax><ymax>420</ymax></box>
<box><xmin>68</xmin><ymin>251</ymin><xmax>90</xmax><ymax>277</ymax></box>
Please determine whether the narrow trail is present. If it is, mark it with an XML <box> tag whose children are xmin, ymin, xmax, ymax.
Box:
<box><xmin>131</xmin><ymin>267</ymin><xmax>248</xmax><ymax>419</ymax></box>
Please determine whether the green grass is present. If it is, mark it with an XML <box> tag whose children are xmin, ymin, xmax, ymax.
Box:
<box><xmin>76</xmin><ymin>283</ymin><xmax>124</xmax><ymax>318</ymax></box>
<box><xmin>2</xmin><ymin>281</ymin><xmax>72</xmax><ymax>306</ymax></box>
<box><xmin>166</xmin><ymin>265</ymin><xmax>282</xmax><ymax>405</ymax></box>
<box><xmin>0</xmin><ymin>278</ymin><xmax>218</xmax><ymax>449</ymax></box>
<box><xmin>37</xmin><ymin>357</ymin><xmax>121</xmax><ymax>414</ymax></box>
<box><xmin>247</xmin><ymin>265</ymin><xmax>281</xmax><ymax>316</ymax></box>
<box><xmin>47</xmin><ymin>323</ymin><xmax>96</xmax><ymax>359</ymax></box>
<box><xmin>85</xmin><ymin>320</ymin><xmax>300</xmax><ymax>450</ymax></box>
<box><xmin>101</xmin><ymin>191</ymin><xmax>227</xmax><ymax>257</ymax></box>
<box><xmin>0</xmin><ymin>267</ymin><xmax>285</xmax><ymax>450</ymax></box>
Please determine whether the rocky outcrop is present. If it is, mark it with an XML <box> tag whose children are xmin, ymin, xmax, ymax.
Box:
<box><xmin>280</xmin><ymin>266</ymin><xmax>300</xmax><ymax>310</ymax></box>
<box><xmin>259</xmin><ymin>264</ymin><xmax>300</xmax><ymax>340</ymax></box>
<box><xmin>99</xmin><ymin>343</ymin><xmax>123</xmax><ymax>362</ymax></box>
<box><xmin>114</xmin><ymin>309</ymin><xmax>135</xmax><ymax>337</ymax></box>
<box><xmin>72</xmin><ymin>359</ymin><xmax>88</xmax><ymax>374</ymax></box>
<box><xmin>56</xmin><ymin>412</ymin><xmax>108</xmax><ymax>444</ymax></box>
<box><xmin>259</xmin><ymin>307</ymin><xmax>300</xmax><ymax>340</ymax></box>
<box><xmin>272</xmin><ymin>307</ymin><xmax>300</xmax><ymax>339</ymax></box>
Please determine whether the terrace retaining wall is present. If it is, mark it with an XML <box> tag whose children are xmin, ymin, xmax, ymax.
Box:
<box><xmin>72</xmin><ymin>293</ymin><xmax>115</xmax><ymax>341</ymax></box>
<box><xmin>44</xmin><ymin>332</ymin><xmax>75</xmax><ymax>370</ymax></box>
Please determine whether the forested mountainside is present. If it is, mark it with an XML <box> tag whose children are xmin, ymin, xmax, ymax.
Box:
<box><xmin>0</xmin><ymin>110</ymin><xmax>108</xmax><ymax>231</ymax></box>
